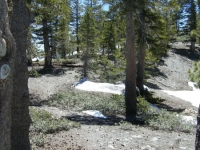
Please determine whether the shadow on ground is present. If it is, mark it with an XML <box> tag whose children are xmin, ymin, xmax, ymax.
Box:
<box><xmin>63</xmin><ymin>115</ymin><xmax>124</xmax><ymax>126</ymax></box>
<box><xmin>29</xmin><ymin>94</ymin><xmax>48</xmax><ymax>106</ymax></box>
<box><xmin>38</xmin><ymin>67</ymin><xmax>67</xmax><ymax>76</ymax></box>
<box><xmin>154</xmin><ymin>103</ymin><xmax>185</xmax><ymax>113</ymax></box>
<box><xmin>172</xmin><ymin>48</ymin><xmax>200</xmax><ymax>61</ymax></box>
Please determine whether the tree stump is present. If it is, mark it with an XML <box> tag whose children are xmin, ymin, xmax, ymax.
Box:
<box><xmin>196</xmin><ymin>104</ymin><xmax>200</xmax><ymax>150</ymax></box>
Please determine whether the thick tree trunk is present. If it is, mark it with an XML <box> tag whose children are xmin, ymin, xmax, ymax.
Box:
<box><xmin>125</xmin><ymin>10</ymin><xmax>137</xmax><ymax>122</ymax></box>
<box><xmin>195</xmin><ymin>104</ymin><xmax>200</xmax><ymax>150</ymax></box>
<box><xmin>0</xmin><ymin>0</ymin><xmax>16</xmax><ymax>149</ymax></box>
<box><xmin>137</xmin><ymin>42</ymin><xmax>146</xmax><ymax>95</ymax></box>
<box><xmin>43</xmin><ymin>18</ymin><xmax>52</xmax><ymax>69</ymax></box>
<box><xmin>9</xmin><ymin>0</ymin><xmax>31</xmax><ymax>149</ymax></box>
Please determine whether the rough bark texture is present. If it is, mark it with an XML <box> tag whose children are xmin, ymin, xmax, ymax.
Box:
<box><xmin>125</xmin><ymin>10</ymin><xmax>137</xmax><ymax>122</ymax></box>
<box><xmin>136</xmin><ymin>8</ymin><xmax>146</xmax><ymax>96</ymax></box>
<box><xmin>9</xmin><ymin>0</ymin><xmax>31</xmax><ymax>149</ymax></box>
<box><xmin>196</xmin><ymin>104</ymin><xmax>200</xmax><ymax>150</ymax></box>
<box><xmin>43</xmin><ymin>18</ymin><xmax>52</xmax><ymax>69</ymax></box>
<box><xmin>137</xmin><ymin>42</ymin><xmax>145</xmax><ymax>95</ymax></box>
<box><xmin>0</xmin><ymin>0</ymin><xmax>16</xmax><ymax>149</ymax></box>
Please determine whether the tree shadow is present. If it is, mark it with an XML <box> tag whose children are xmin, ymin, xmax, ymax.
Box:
<box><xmin>154</xmin><ymin>103</ymin><xmax>185</xmax><ymax>113</ymax></box>
<box><xmin>36</xmin><ymin>67</ymin><xmax>82</xmax><ymax>77</ymax></box>
<box><xmin>37</xmin><ymin>67</ymin><xmax>66</xmax><ymax>76</ymax></box>
<box><xmin>145</xmin><ymin>63</ymin><xmax>167</xmax><ymax>79</ymax></box>
<box><xmin>145</xmin><ymin>82</ymin><xmax>162</xmax><ymax>90</ymax></box>
<box><xmin>171</xmin><ymin>48</ymin><xmax>200</xmax><ymax>61</ymax></box>
<box><xmin>29</xmin><ymin>93</ymin><xmax>48</xmax><ymax>106</ymax></box>
<box><xmin>63</xmin><ymin>114</ymin><xmax>125</xmax><ymax>126</ymax></box>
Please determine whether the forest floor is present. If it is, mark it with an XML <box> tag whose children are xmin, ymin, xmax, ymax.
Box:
<box><xmin>28</xmin><ymin>42</ymin><xmax>200</xmax><ymax>150</ymax></box>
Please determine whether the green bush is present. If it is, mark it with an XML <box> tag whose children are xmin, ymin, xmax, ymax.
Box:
<box><xmin>29</xmin><ymin>70</ymin><xmax>41</xmax><ymax>78</ymax></box>
<box><xmin>143</xmin><ymin>108</ymin><xmax>194</xmax><ymax>133</ymax></box>
<box><xmin>143</xmin><ymin>90</ymin><xmax>165</xmax><ymax>104</ymax></box>
<box><xmin>188</xmin><ymin>61</ymin><xmax>200</xmax><ymax>88</ymax></box>
<box><xmin>48</xmin><ymin>91</ymin><xmax>125</xmax><ymax>115</ymax></box>
<box><xmin>137</xmin><ymin>96</ymin><xmax>150</xmax><ymax>116</ymax></box>
<box><xmin>29</xmin><ymin>107</ymin><xmax>80</xmax><ymax>134</ymax></box>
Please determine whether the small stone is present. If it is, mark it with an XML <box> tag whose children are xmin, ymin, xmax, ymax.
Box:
<box><xmin>121</xmin><ymin>143</ymin><xmax>126</xmax><ymax>146</ymax></box>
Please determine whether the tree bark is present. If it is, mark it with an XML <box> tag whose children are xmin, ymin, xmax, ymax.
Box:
<box><xmin>137</xmin><ymin>42</ymin><xmax>146</xmax><ymax>95</ymax></box>
<box><xmin>0</xmin><ymin>0</ymin><xmax>16</xmax><ymax>149</ymax></box>
<box><xmin>43</xmin><ymin>18</ymin><xmax>52</xmax><ymax>69</ymax></box>
<box><xmin>125</xmin><ymin>10</ymin><xmax>137</xmax><ymax>122</ymax></box>
<box><xmin>9</xmin><ymin>0</ymin><xmax>31</xmax><ymax>149</ymax></box>
<box><xmin>137</xmin><ymin>8</ymin><xmax>146</xmax><ymax>96</ymax></box>
<box><xmin>195</xmin><ymin>104</ymin><xmax>200</xmax><ymax>150</ymax></box>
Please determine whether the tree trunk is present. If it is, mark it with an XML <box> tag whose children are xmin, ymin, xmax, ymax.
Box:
<box><xmin>125</xmin><ymin>10</ymin><xmax>137</xmax><ymax>122</ymax></box>
<box><xmin>195</xmin><ymin>104</ymin><xmax>200</xmax><ymax>150</ymax></box>
<box><xmin>43</xmin><ymin>18</ymin><xmax>52</xmax><ymax>69</ymax></box>
<box><xmin>191</xmin><ymin>40</ymin><xmax>196</xmax><ymax>52</ymax></box>
<box><xmin>137</xmin><ymin>42</ymin><xmax>146</xmax><ymax>95</ymax></box>
<box><xmin>0</xmin><ymin>0</ymin><xmax>16</xmax><ymax>149</ymax></box>
<box><xmin>137</xmin><ymin>8</ymin><xmax>146</xmax><ymax>96</ymax></box>
<box><xmin>76</xmin><ymin>0</ymin><xmax>80</xmax><ymax>58</ymax></box>
<box><xmin>9</xmin><ymin>0</ymin><xmax>31</xmax><ymax>149</ymax></box>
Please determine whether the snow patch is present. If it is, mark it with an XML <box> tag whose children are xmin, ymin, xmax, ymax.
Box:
<box><xmin>162</xmin><ymin>82</ymin><xmax>200</xmax><ymax>108</ymax></box>
<box><xmin>82</xmin><ymin>110</ymin><xmax>107</xmax><ymax>119</ymax></box>
<box><xmin>75</xmin><ymin>78</ymin><xmax>150</xmax><ymax>95</ymax></box>
<box><xmin>75</xmin><ymin>78</ymin><xmax>125</xmax><ymax>95</ymax></box>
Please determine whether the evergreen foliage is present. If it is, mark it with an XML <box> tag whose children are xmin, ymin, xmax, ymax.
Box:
<box><xmin>79</xmin><ymin>7</ymin><xmax>98</xmax><ymax>77</ymax></box>
<box><xmin>188</xmin><ymin>61</ymin><xmax>200</xmax><ymax>88</ymax></box>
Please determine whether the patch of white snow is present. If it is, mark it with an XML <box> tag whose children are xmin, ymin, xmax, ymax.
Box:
<box><xmin>162</xmin><ymin>82</ymin><xmax>200</xmax><ymax>108</ymax></box>
<box><xmin>82</xmin><ymin>110</ymin><xmax>107</xmax><ymax>118</ymax></box>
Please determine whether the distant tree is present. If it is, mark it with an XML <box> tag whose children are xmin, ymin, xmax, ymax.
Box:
<box><xmin>70</xmin><ymin>0</ymin><xmax>82</xmax><ymax>57</ymax></box>
<box><xmin>79</xmin><ymin>7</ymin><xmax>98</xmax><ymax>77</ymax></box>
<box><xmin>178</xmin><ymin>0</ymin><xmax>197</xmax><ymax>51</ymax></box>
<box><xmin>30</xmin><ymin>0</ymin><xmax>70</xmax><ymax>68</ymax></box>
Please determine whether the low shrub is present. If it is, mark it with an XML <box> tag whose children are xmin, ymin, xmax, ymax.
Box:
<box><xmin>29</xmin><ymin>107</ymin><xmax>80</xmax><ymax>134</ymax></box>
<box><xmin>143</xmin><ymin>107</ymin><xmax>194</xmax><ymax>133</ymax></box>
<box><xmin>48</xmin><ymin>91</ymin><xmax>125</xmax><ymax>115</ymax></box>
<box><xmin>29</xmin><ymin>70</ymin><xmax>41</xmax><ymax>78</ymax></box>
<box><xmin>188</xmin><ymin>61</ymin><xmax>200</xmax><ymax>88</ymax></box>
<box><xmin>143</xmin><ymin>90</ymin><xmax>165</xmax><ymax>104</ymax></box>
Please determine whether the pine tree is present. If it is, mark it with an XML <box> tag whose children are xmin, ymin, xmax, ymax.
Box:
<box><xmin>79</xmin><ymin>7</ymin><xmax>98</xmax><ymax>77</ymax></box>
<box><xmin>70</xmin><ymin>0</ymin><xmax>83</xmax><ymax>57</ymax></box>
<box><xmin>177</xmin><ymin>0</ymin><xmax>197</xmax><ymax>51</ymax></box>
<box><xmin>30</xmin><ymin>0</ymin><xmax>70</xmax><ymax>68</ymax></box>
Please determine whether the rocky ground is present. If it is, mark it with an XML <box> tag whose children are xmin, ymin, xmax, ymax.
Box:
<box><xmin>28</xmin><ymin>43</ymin><xmax>199</xmax><ymax>150</ymax></box>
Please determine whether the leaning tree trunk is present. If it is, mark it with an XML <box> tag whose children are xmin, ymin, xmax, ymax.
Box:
<box><xmin>125</xmin><ymin>9</ymin><xmax>137</xmax><ymax>122</ymax></box>
<box><xmin>43</xmin><ymin>18</ymin><xmax>52</xmax><ymax>69</ymax></box>
<box><xmin>0</xmin><ymin>0</ymin><xmax>16</xmax><ymax>149</ymax></box>
<box><xmin>195</xmin><ymin>104</ymin><xmax>200</xmax><ymax>150</ymax></box>
<box><xmin>9</xmin><ymin>0</ymin><xmax>31</xmax><ymax>149</ymax></box>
